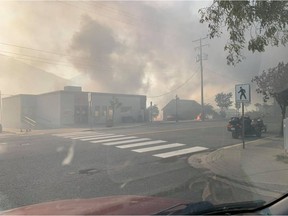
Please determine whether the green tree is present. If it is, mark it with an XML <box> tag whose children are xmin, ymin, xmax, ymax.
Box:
<box><xmin>204</xmin><ymin>103</ymin><xmax>219</xmax><ymax>118</ymax></box>
<box><xmin>199</xmin><ymin>0</ymin><xmax>288</xmax><ymax>65</ymax></box>
<box><xmin>215</xmin><ymin>92</ymin><xmax>233</xmax><ymax>110</ymax></box>
<box><xmin>147</xmin><ymin>104</ymin><xmax>159</xmax><ymax>120</ymax></box>
<box><xmin>109</xmin><ymin>96</ymin><xmax>122</xmax><ymax>125</ymax></box>
<box><xmin>252</xmin><ymin>62</ymin><xmax>288</xmax><ymax>135</ymax></box>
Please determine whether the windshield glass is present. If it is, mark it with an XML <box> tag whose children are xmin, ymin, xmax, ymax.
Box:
<box><xmin>0</xmin><ymin>0</ymin><xmax>287</xmax><ymax>215</ymax></box>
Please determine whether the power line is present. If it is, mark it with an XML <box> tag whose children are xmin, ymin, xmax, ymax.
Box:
<box><xmin>0</xmin><ymin>54</ymin><xmax>111</xmax><ymax>77</ymax></box>
<box><xmin>0</xmin><ymin>50</ymin><xmax>94</xmax><ymax>66</ymax></box>
<box><xmin>147</xmin><ymin>66</ymin><xmax>200</xmax><ymax>98</ymax></box>
<box><xmin>0</xmin><ymin>42</ymin><xmax>78</xmax><ymax>58</ymax></box>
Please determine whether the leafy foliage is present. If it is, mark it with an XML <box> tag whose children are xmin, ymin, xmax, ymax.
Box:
<box><xmin>204</xmin><ymin>103</ymin><xmax>219</xmax><ymax>118</ymax></box>
<box><xmin>147</xmin><ymin>104</ymin><xmax>160</xmax><ymax>119</ymax></box>
<box><xmin>110</xmin><ymin>96</ymin><xmax>122</xmax><ymax>122</ymax></box>
<box><xmin>252</xmin><ymin>62</ymin><xmax>288</xmax><ymax>134</ymax></box>
<box><xmin>215</xmin><ymin>92</ymin><xmax>233</xmax><ymax>110</ymax></box>
<box><xmin>199</xmin><ymin>0</ymin><xmax>288</xmax><ymax>65</ymax></box>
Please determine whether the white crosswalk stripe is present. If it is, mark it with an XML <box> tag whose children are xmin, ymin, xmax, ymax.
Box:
<box><xmin>90</xmin><ymin>136</ymin><xmax>138</xmax><ymax>144</ymax></box>
<box><xmin>153</xmin><ymin>146</ymin><xmax>208</xmax><ymax>158</ymax></box>
<box><xmin>63</xmin><ymin>133</ymin><xmax>105</xmax><ymax>138</ymax></box>
<box><xmin>103</xmin><ymin>138</ymin><xmax>151</xmax><ymax>146</ymax></box>
<box><xmin>52</xmin><ymin>131</ymin><xmax>209</xmax><ymax>159</ymax></box>
<box><xmin>117</xmin><ymin>140</ymin><xmax>166</xmax><ymax>149</ymax></box>
<box><xmin>132</xmin><ymin>143</ymin><xmax>185</xmax><ymax>153</ymax></box>
<box><xmin>54</xmin><ymin>131</ymin><xmax>98</xmax><ymax>137</ymax></box>
<box><xmin>0</xmin><ymin>134</ymin><xmax>15</xmax><ymax>139</ymax></box>
<box><xmin>87</xmin><ymin>135</ymin><xmax>125</xmax><ymax>142</ymax></box>
<box><xmin>80</xmin><ymin>135</ymin><xmax>116</xmax><ymax>141</ymax></box>
<box><xmin>71</xmin><ymin>134</ymin><xmax>113</xmax><ymax>140</ymax></box>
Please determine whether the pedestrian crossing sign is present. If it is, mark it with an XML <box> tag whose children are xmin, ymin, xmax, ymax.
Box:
<box><xmin>235</xmin><ymin>84</ymin><xmax>251</xmax><ymax>103</ymax></box>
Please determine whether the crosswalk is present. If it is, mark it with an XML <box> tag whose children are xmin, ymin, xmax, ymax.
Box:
<box><xmin>52</xmin><ymin>131</ymin><xmax>209</xmax><ymax>159</ymax></box>
<box><xmin>0</xmin><ymin>133</ymin><xmax>16</xmax><ymax>139</ymax></box>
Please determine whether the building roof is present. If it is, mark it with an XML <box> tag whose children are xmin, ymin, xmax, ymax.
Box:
<box><xmin>4</xmin><ymin>89</ymin><xmax>146</xmax><ymax>99</ymax></box>
<box><xmin>162</xmin><ymin>99</ymin><xmax>200</xmax><ymax>111</ymax></box>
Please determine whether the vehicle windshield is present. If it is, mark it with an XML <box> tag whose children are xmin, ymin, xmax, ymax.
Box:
<box><xmin>0</xmin><ymin>0</ymin><xmax>287</xmax><ymax>215</ymax></box>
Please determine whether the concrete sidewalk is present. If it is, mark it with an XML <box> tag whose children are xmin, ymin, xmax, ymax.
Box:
<box><xmin>188</xmin><ymin>136</ymin><xmax>288</xmax><ymax>196</ymax></box>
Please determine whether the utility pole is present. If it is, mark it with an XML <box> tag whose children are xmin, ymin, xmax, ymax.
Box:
<box><xmin>150</xmin><ymin>101</ymin><xmax>153</xmax><ymax>122</ymax></box>
<box><xmin>193</xmin><ymin>37</ymin><xmax>208</xmax><ymax>121</ymax></box>
<box><xmin>175</xmin><ymin>95</ymin><xmax>179</xmax><ymax>123</ymax></box>
<box><xmin>0</xmin><ymin>91</ymin><xmax>2</xmax><ymax>125</ymax></box>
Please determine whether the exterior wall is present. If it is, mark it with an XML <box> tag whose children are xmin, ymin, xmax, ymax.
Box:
<box><xmin>2</xmin><ymin>90</ymin><xmax>146</xmax><ymax>129</ymax></box>
<box><xmin>91</xmin><ymin>93</ymin><xmax>146</xmax><ymax>124</ymax></box>
<box><xmin>21</xmin><ymin>95</ymin><xmax>37</xmax><ymax>129</ymax></box>
<box><xmin>37</xmin><ymin>92</ymin><xmax>61</xmax><ymax>128</ymax></box>
<box><xmin>21</xmin><ymin>95</ymin><xmax>37</xmax><ymax>120</ymax></box>
<box><xmin>60</xmin><ymin>91</ymin><xmax>75</xmax><ymax>126</ymax></box>
<box><xmin>2</xmin><ymin>96</ymin><xmax>21</xmax><ymax>128</ymax></box>
<box><xmin>60</xmin><ymin>91</ymin><xmax>88</xmax><ymax>126</ymax></box>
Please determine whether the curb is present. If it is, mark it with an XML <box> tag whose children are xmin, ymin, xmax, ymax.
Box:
<box><xmin>188</xmin><ymin>136</ymin><xmax>286</xmax><ymax>195</ymax></box>
<box><xmin>188</xmin><ymin>135</ymin><xmax>280</xmax><ymax>169</ymax></box>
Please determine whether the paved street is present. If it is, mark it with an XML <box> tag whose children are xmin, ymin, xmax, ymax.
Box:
<box><xmin>0</xmin><ymin>121</ymin><xmax>266</xmax><ymax>211</ymax></box>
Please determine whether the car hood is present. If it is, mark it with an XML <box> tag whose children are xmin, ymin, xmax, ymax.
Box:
<box><xmin>1</xmin><ymin>195</ymin><xmax>188</xmax><ymax>215</ymax></box>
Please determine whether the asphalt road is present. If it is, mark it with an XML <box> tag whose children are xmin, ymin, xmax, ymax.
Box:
<box><xmin>0</xmin><ymin>121</ymin><xmax>263</xmax><ymax>211</ymax></box>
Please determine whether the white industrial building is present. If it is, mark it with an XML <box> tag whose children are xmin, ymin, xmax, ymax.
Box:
<box><xmin>2</xmin><ymin>86</ymin><xmax>146</xmax><ymax>129</ymax></box>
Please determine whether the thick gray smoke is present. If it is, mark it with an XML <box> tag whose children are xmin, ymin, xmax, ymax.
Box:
<box><xmin>66</xmin><ymin>1</ymin><xmax>287</xmax><ymax>109</ymax></box>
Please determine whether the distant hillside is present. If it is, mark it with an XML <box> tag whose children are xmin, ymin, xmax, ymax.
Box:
<box><xmin>0</xmin><ymin>55</ymin><xmax>69</xmax><ymax>96</ymax></box>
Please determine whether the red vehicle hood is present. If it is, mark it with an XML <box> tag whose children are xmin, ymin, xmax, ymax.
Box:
<box><xmin>1</xmin><ymin>195</ymin><xmax>188</xmax><ymax>215</ymax></box>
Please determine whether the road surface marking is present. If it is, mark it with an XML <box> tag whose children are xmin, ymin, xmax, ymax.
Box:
<box><xmin>80</xmin><ymin>134</ymin><xmax>117</xmax><ymax>141</ymax></box>
<box><xmin>63</xmin><ymin>133</ymin><xmax>105</xmax><ymax>138</ymax></box>
<box><xmin>0</xmin><ymin>143</ymin><xmax>7</xmax><ymax>145</ymax></box>
<box><xmin>154</xmin><ymin>146</ymin><xmax>208</xmax><ymax>158</ymax></box>
<box><xmin>117</xmin><ymin>140</ymin><xmax>166</xmax><ymax>149</ymax></box>
<box><xmin>90</xmin><ymin>136</ymin><xmax>138</xmax><ymax>144</ymax></box>
<box><xmin>71</xmin><ymin>134</ymin><xmax>113</xmax><ymax>139</ymax></box>
<box><xmin>87</xmin><ymin>135</ymin><xmax>125</xmax><ymax>142</ymax></box>
<box><xmin>132</xmin><ymin>143</ymin><xmax>185</xmax><ymax>153</ymax></box>
<box><xmin>53</xmin><ymin>131</ymin><xmax>98</xmax><ymax>136</ymax></box>
<box><xmin>103</xmin><ymin>138</ymin><xmax>151</xmax><ymax>146</ymax></box>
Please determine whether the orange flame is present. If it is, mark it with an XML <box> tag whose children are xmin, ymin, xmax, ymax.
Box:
<box><xmin>196</xmin><ymin>113</ymin><xmax>202</xmax><ymax>121</ymax></box>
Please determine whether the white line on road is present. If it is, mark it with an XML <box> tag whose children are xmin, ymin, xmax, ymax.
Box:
<box><xmin>153</xmin><ymin>146</ymin><xmax>208</xmax><ymax>158</ymax></box>
<box><xmin>132</xmin><ymin>143</ymin><xmax>185</xmax><ymax>153</ymax></box>
<box><xmin>90</xmin><ymin>136</ymin><xmax>138</xmax><ymax>144</ymax></box>
<box><xmin>54</xmin><ymin>131</ymin><xmax>102</xmax><ymax>137</ymax></box>
<box><xmin>63</xmin><ymin>133</ymin><xmax>105</xmax><ymax>138</ymax></box>
<box><xmin>71</xmin><ymin>134</ymin><xmax>113</xmax><ymax>140</ymax></box>
<box><xmin>103</xmin><ymin>138</ymin><xmax>151</xmax><ymax>146</ymax></box>
<box><xmin>89</xmin><ymin>135</ymin><xmax>125</xmax><ymax>143</ymax></box>
<box><xmin>117</xmin><ymin>140</ymin><xmax>166</xmax><ymax>149</ymax></box>
<box><xmin>0</xmin><ymin>143</ymin><xmax>7</xmax><ymax>145</ymax></box>
<box><xmin>80</xmin><ymin>134</ymin><xmax>116</xmax><ymax>141</ymax></box>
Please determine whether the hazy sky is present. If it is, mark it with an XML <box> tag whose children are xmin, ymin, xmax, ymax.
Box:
<box><xmin>0</xmin><ymin>1</ymin><xmax>287</xmax><ymax>109</ymax></box>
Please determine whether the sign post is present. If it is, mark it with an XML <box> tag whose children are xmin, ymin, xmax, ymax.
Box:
<box><xmin>235</xmin><ymin>84</ymin><xmax>251</xmax><ymax>149</ymax></box>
